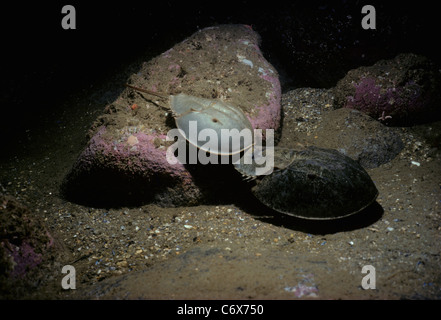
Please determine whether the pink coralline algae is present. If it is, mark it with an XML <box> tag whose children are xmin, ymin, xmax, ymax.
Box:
<box><xmin>7</xmin><ymin>241</ymin><xmax>43</xmax><ymax>278</ymax></box>
<box><xmin>252</xmin><ymin>72</ymin><xmax>282</xmax><ymax>131</ymax></box>
<box><xmin>334</xmin><ymin>53</ymin><xmax>441</xmax><ymax>126</ymax></box>
<box><xmin>345</xmin><ymin>77</ymin><xmax>425</xmax><ymax>123</ymax></box>
<box><xmin>284</xmin><ymin>274</ymin><xmax>319</xmax><ymax>298</ymax></box>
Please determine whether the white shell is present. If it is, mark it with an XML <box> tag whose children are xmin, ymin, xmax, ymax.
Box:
<box><xmin>170</xmin><ymin>94</ymin><xmax>254</xmax><ymax>155</ymax></box>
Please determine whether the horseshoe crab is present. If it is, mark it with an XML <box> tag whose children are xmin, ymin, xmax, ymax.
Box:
<box><xmin>235</xmin><ymin>146</ymin><xmax>379</xmax><ymax>220</ymax></box>
<box><xmin>126</xmin><ymin>84</ymin><xmax>254</xmax><ymax>155</ymax></box>
<box><xmin>126</xmin><ymin>84</ymin><xmax>378</xmax><ymax>220</ymax></box>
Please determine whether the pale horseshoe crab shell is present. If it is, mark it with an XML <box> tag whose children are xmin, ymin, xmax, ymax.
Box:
<box><xmin>126</xmin><ymin>84</ymin><xmax>254</xmax><ymax>155</ymax></box>
<box><xmin>241</xmin><ymin>146</ymin><xmax>379</xmax><ymax>220</ymax></box>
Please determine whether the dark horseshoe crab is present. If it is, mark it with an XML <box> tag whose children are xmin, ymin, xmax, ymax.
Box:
<box><xmin>235</xmin><ymin>146</ymin><xmax>379</xmax><ymax>220</ymax></box>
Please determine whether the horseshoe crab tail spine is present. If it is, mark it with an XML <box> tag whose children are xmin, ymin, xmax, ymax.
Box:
<box><xmin>241</xmin><ymin>173</ymin><xmax>257</xmax><ymax>182</ymax></box>
<box><xmin>125</xmin><ymin>84</ymin><xmax>168</xmax><ymax>99</ymax></box>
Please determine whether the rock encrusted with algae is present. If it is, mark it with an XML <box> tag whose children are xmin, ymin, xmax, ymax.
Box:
<box><xmin>62</xmin><ymin>24</ymin><xmax>281</xmax><ymax>207</ymax></box>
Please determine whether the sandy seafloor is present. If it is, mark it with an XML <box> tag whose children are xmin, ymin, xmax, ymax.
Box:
<box><xmin>1</xmin><ymin>55</ymin><xmax>440</xmax><ymax>300</ymax></box>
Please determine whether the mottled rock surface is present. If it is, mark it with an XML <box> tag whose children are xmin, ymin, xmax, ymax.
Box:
<box><xmin>0</xmin><ymin>194</ymin><xmax>54</xmax><ymax>298</ymax></box>
<box><xmin>334</xmin><ymin>53</ymin><xmax>441</xmax><ymax>126</ymax></box>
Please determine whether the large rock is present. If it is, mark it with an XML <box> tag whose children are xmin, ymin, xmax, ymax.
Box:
<box><xmin>279</xmin><ymin>88</ymin><xmax>404</xmax><ymax>169</ymax></box>
<box><xmin>334</xmin><ymin>53</ymin><xmax>441</xmax><ymax>126</ymax></box>
<box><xmin>62</xmin><ymin>25</ymin><xmax>281</xmax><ymax>207</ymax></box>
